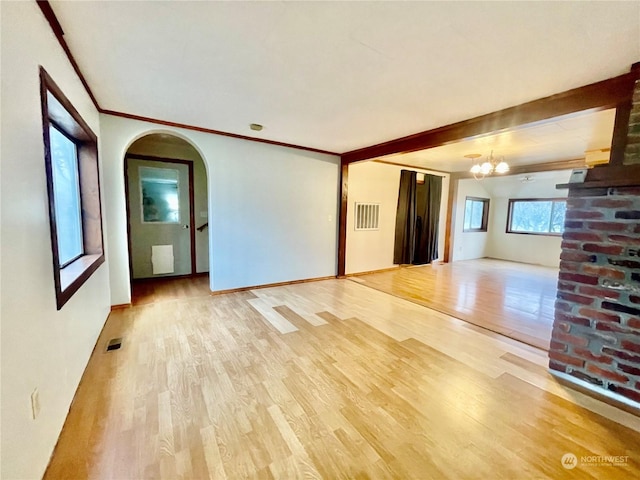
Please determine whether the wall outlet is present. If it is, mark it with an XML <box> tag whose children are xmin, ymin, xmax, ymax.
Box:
<box><xmin>328</xmin><ymin>215</ymin><xmax>333</xmax><ymax>222</ymax></box>
<box><xmin>31</xmin><ymin>388</ymin><xmax>40</xmax><ymax>419</ymax></box>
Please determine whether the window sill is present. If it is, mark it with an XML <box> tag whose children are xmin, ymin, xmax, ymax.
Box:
<box><xmin>57</xmin><ymin>253</ymin><xmax>105</xmax><ymax>309</ymax></box>
<box><xmin>506</xmin><ymin>231</ymin><xmax>562</xmax><ymax>237</ymax></box>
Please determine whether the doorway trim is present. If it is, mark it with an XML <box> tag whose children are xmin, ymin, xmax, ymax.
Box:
<box><xmin>124</xmin><ymin>153</ymin><xmax>197</xmax><ymax>279</ymax></box>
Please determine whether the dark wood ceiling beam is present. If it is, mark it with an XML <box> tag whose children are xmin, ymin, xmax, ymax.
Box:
<box><xmin>342</xmin><ymin>70</ymin><xmax>640</xmax><ymax>164</ymax></box>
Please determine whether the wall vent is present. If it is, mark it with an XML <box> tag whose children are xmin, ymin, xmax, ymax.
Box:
<box><xmin>355</xmin><ymin>203</ymin><xmax>380</xmax><ymax>231</ymax></box>
<box><xmin>106</xmin><ymin>338</ymin><xmax>123</xmax><ymax>351</ymax></box>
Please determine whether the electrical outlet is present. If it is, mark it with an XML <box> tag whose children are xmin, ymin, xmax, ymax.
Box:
<box><xmin>31</xmin><ymin>388</ymin><xmax>40</xmax><ymax>419</ymax></box>
<box><xmin>328</xmin><ymin>215</ymin><xmax>332</xmax><ymax>222</ymax></box>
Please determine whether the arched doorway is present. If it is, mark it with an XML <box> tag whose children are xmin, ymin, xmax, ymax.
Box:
<box><xmin>124</xmin><ymin>133</ymin><xmax>209</xmax><ymax>286</ymax></box>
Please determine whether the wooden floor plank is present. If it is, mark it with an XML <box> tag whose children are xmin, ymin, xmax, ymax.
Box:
<box><xmin>352</xmin><ymin>258</ymin><xmax>556</xmax><ymax>350</ymax></box>
<box><xmin>44</xmin><ymin>278</ymin><xmax>640</xmax><ymax>479</ymax></box>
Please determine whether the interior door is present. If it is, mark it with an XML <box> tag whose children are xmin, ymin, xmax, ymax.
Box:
<box><xmin>127</xmin><ymin>157</ymin><xmax>193</xmax><ymax>279</ymax></box>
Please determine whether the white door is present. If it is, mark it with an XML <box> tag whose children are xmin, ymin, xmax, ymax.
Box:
<box><xmin>127</xmin><ymin>158</ymin><xmax>192</xmax><ymax>279</ymax></box>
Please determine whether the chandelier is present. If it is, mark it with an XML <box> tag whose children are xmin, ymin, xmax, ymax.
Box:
<box><xmin>466</xmin><ymin>151</ymin><xmax>510</xmax><ymax>180</ymax></box>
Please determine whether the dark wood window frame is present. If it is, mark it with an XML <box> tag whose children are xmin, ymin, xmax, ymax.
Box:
<box><xmin>463</xmin><ymin>197</ymin><xmax>490</xmax><ymax>232</ymax></box>
<box><xmin>506</xmin><ymin>198</ymin><xmax>567</xmax><ymax>237</ymax></box>
<box><xmin>40</xmin><ymin>67</ymin><xmax>105</xmax><ymax>310</ymax></box>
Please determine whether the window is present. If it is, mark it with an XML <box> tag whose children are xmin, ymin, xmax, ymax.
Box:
<box><xmin>140</xmin><ymin>166</ymin><xmax>181</xmax><ymax>223</ymax></box>
<box><xmin>507</xmin><ymin>198</ymin><xmax>566</xmax><ymax>235</ymax></box>
<box><xmin>49</xmin><ymin>125</ymin><xmax>84</xmax><ymax>265</ymax></box>
<box><xmin>463</xmin><ymin>197</ymin><xmax>489</xmax><ymax>232</ymax></box>
<box><xmin>41</xmin><ymin>67</ymin><xmax>104</xmax><ymax>309</ymax></box>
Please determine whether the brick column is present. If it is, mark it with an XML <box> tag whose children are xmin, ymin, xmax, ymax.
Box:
<box><xmin>625</xmin><ymin>79</ymin><xmax>640</xmax><ymax>165</ymax></box>
<box><xmin>550</xmin><ymin>77</ymin><xmax>640</xmax><ymax>403</ymax></box>
<box><xmin>550</xmin><ymin>188</ymin><xmax>640</xmax><ymax>401</ymax></box>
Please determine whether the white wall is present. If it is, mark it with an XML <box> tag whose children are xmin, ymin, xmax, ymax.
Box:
<box><xmin>346</xmin><ymin>161</ymin><xmax>449</xmax><ymax>274</ymax></box>
<box><xmin>484</xmin><ymin>170</ymin><xmax>570</xmax><ymax>267</ymax></box>
<box><xmin>1</xmin><ymin>3</ymin><xmax>111</xmax><ymax>479</ymax></box>
<box><xmin>452</xmin><ymin>178</ymin><xmax>491</xmax><ymax>261</ymax></box>
<box><xmin>100</xmin><ymin>115</ymin><xmax>340</xmax><ymax>303</ymax></box>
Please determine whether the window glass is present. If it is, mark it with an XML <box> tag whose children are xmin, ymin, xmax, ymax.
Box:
<box><xmin>463</xmin><ymin>198</ymin><xmax>489</xmax><ymax>232</ymax></box>
<box><xmin>140</xmin><ymin>166</ymin><xmax>180</xmax><ymax>223</ymax></box>
<box><xmin>508</xmin><ymin>199</ymin><xmax>566</xmax><ymax>235</ymax></box>
<box><xmin>49</xmin><ymin>125</ymin><xmax>83</xmax><ymax>266</ymax></box>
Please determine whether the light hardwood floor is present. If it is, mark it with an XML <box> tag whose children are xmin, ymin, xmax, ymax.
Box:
<box><xmin>45</xmin><ymin>279</ymin><xmax>640</xmax><ymax>479</ymax></box>
<box><xmin>131</xmin><ymin>275</ymin><xmax>211</xmax><ymax>306</ymax></box>
<box><xmin>351</xmin><ymin>259</ymin><xmax>557</xmax><ymax>350</ymax></box>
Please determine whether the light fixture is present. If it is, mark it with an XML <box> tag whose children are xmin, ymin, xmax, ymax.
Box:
<box><xmin>466</xmin><ymin>150</ymin><xmax>509</xmax><ymax>180</ymax></box>
<box><xmin>250</xmin><ymin>123</ymin><xmax>263</xmax><ymax>131</ymax></box>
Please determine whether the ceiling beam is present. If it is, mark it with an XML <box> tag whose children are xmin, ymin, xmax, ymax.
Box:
<box><xmin>342</xmin><ymin>70</ymin><xmax>640</xmax><ymax>164</ymax></box>
<box><xmin>451</xmin><ymin>158</ymin><xmax>587</xmax><ymax>180</ymax></box>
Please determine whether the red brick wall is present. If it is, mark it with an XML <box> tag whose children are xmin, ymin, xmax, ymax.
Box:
<box><xmin>625</xmin><ymin>79</ymin><xmax>640</xmax><ymax>165</ymax></box>
<box><xmin>550</xmin><ymin>187</ymin><xmax>640</xmax><ymax>402</ymax></box>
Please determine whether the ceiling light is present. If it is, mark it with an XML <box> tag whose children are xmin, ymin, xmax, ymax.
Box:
<box><xmin>250</xmin><ymin>123</ymin><xmax>263</xmax><ymax>131</ymax></box>
<box><xmin>466</xmin><ymin>151</ymin><xmax>509</xmax><ymax>180</ymax></box>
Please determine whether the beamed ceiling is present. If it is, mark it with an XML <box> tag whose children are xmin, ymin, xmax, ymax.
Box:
<box><xmin>49</xmin><ymin>1</ymin><xmax>640</xmax><ymax>166</ymax></box>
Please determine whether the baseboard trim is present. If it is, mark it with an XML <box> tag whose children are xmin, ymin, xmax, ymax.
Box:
<box><xmin>210</xmin><ymin>275</ymin><xmax>336</xmax><ymax>296</ymax></box>
<box><xmin>346</xmin><ymin>266</ymin><xmax>401</xmax><ymax>277</ymax></box>
<box><xmin>550</xmin><ymin>369</ymin><xmax>640</xmax><ymax>417</ymax></box>
<box><xmin>110</xmin><ymin>303</ymin><xmax>131</xmax><ymax>311</ymax></box>
<box><xmin>131</xmin><ymin>272</ymin><xmax>209</xmax><ymax>282</ymax></box>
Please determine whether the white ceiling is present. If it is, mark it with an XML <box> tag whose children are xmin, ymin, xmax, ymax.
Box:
<box><xmin>50</xmin><ymin>1</ymin><xmax>640</xmax><ymax>153</ymax></box>
<box><xmin>465</xmin><ymin>169</ymin><xmax>575</xmax><ymax>198</ymax></box>
<box><xmin>379</xmin><ymin>108</ymin><xmax>616</xmax><ymax>172</ymax></box>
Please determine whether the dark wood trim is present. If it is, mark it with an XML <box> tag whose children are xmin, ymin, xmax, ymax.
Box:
<box><xmin>110</xmin><ymin>303</ymin><xmax>132</xmax><ymax>311</ymax></box>
<box><xmin>580</xmin><ymin>164</ymin><xmax>640</xmax><ymax>187</ymax></box>
<box><xmin>342</xmin><ymin>71</ymin><xmax>639</xmax><ymax>164</ymax></box>
<box><xmin>210</xmin><ymin>275</ymin><xmax>336</xmax><ymax>296</ymax></box>
<box><xmin>372</xmin><ymin>159</ymin><xmax>450</xmax><ymax>175</ymax></box>
<box><xmin>36</xmin><ymin>1</ymin><xmax>341</xmax><ymax>156</ymax></box>
<box><xmin>40</xmin><ymin>68</ymin><xmax>97</xmax><ymax>142</ymax></box>
<box><xmin>104</xmin><ymin>110</ymin><xmax>339</xmax><ymax>157</ymax></box>
<box><xmin>346</xmin><ymin>266</ymin><xmax>401</xmax><ymax>277</ymax></box>
<box><xmin>609</xmin><ymin>95</ymin><xmax>634</xmax><ymax>166</ymax></box>
<box><xmin>506</xmin><ymin>197</ymin><xmax>566</xmax><ymax>236</ymax></box>
<box><xmin>443</xmin><ymin>175</ymin><xmax>459</xmax><ymax>263</ymax></box>
<box><xmin>462</xmin><ymin>197</ymin><xmax>490</xmax><ymax>233</ymax></box>
<box><xmin>124</xmin><ymin>154</ymin><xmax>199</xmax><ymax>279</ymax></box>
<box><xmin>454</xmin><ymin>158</ymin><xmax>586</xmax><ymax>181</ymax></box>
<box><xmin>36</xmin><ymin>0</ymin><xmax>64</xmax><ymax>37</ymax></box>
<box><xmin>337</xmin><ymin>159</ymin><xmax>349</xmax><ymax>277</ymax></box>
<box><xmin>187</xmin><ymin>160</ymin><xmax>196</xmax><ymax>274</ymax></box>
<box><xmin>40</xmin><ymin>66</ymin><xmax>105</xmax><ymax>310</ymax></box>
<box><xmin>125</xmin><ymin>153</ymin><xmax>196</xmax><ymax>165</ymax></box>
<box><xmin>36</xmin><ymin>0</ymin><xmax>100</xmax><ymax>110</ymax></box>
<box><xmin>123</xmin><ymin>156</ymin><xmax>135</xmax><ymax>283</ymax></box>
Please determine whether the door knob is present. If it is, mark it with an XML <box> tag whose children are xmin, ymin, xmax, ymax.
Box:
<box><xmin>182</xmin><ymin>224</ymin><xmax>189</xmax><ymax>229</ymax></box>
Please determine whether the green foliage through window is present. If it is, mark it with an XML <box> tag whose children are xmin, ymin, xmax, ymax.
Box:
<box><xmin>507</xmin><ymin>199</ymin><xmax>566</xmax><ymax>235</ymax></box>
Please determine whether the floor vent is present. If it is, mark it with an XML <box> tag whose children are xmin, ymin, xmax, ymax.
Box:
<box><xmin>106</xmin><ymin>338</ymin><xmax>123</xmax><ymax>351</ymax></box>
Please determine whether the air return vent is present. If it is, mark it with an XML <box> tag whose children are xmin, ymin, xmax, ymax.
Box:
<box><xmin>354</xmin><ymin>203</ymin><xmax>380</xmax><ymax>231</ymax></box>
<box><xmin>106</xmin><ymin>338</ymin><xmax>122</xmax><ymax>351</ymax></box>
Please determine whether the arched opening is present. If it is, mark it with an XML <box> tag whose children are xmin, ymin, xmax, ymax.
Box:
<box><xmin>123</xmin><ymin>133</ymin><xmax>209</xmax><ymax>300</ymax></box>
